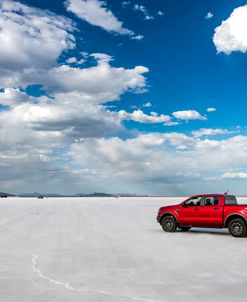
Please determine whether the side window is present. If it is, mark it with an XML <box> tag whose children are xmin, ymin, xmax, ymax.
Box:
<box><xmin>184</xmin><ymin>196</ymin><xmax>203</xmax><ymax>206</ymax></box>
<box><xmin>214</xmin><ymin>197</ymin><xmax>219</xmax><ymax>205</ymax></box>
<box><xmin>204</xmin><ymin>196</ymin><xmax>219</xmax><ymax>206</ymax></box>
<box><xmin>225</xmin><ymin>196</ymin><xmax>238</xmax><ymax>205</ymax></box>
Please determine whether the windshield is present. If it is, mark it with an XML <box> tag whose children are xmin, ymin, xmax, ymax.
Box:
<box><xmin>225</xmin><ymin>195</ymin><xmax>238</xmax><ymax>205</ymax></box>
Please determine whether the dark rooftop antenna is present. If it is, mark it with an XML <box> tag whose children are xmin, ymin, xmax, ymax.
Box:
<box><xmin>224</xmin><ymin>189</ymin><xmax>229</xmax><ymax>195</ymax></box>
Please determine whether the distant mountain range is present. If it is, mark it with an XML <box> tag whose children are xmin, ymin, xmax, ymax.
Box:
<box><xmin>0</xmin><ymin>192</ymin><xmax>149</xmax><ymax>198</ymax></box>
<box><xmin>19</xmin><ymin>192</ymin><xmax>119</xmax><ymax>198</ymax></box>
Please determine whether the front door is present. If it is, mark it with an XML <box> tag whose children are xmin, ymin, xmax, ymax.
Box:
<box><xmin>179</xmin><ymin>196</ymin><xmax>203</xmax><ymax>226</ymax></box>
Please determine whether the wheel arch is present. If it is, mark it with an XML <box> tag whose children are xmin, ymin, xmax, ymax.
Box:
<box><xmin>159</xmin><ymin>212</ymin><xmax>178</xmax><ymax>224</ymax></box>
<box><xmin>224</xmin><ymin>214</ymin><xmax>247</xmax><ymax>227</ymax></box>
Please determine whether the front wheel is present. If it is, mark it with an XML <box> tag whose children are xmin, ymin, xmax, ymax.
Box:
<box><xmin>161</xmin><ymin>216</ymin><xmax>177</xmax><ymax>232</ymax></box>
<box><xmin>228</xmin><ymin>218</ymin><xmax>247</xmax><ymax>237</ymax></box>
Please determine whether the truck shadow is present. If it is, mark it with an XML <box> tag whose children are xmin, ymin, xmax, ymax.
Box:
<box><xmin>177</xmin><ymin>228</ymin><xmax>230</xmax><ymax>236</ymax></box>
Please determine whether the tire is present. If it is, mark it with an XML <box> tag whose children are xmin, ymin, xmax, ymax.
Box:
<box><xmin>161</xmin><ymin>216</ymin><xmax>177</xmax><ymax>232</ymax></box>
<box><xmin>180</xmin><ymin>227</ymin><xmax>191</xmax><ymax>231</ymax></box>
<box><xmin>228</xmin><ymin>218</ymin><xmax>247</xmax><ymax>238</ymax></box>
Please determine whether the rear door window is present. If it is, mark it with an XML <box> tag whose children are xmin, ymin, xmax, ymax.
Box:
<box><xmin>204</xmin><ymin>196</ymin><xmax>219</xmax><ymax>206</ymax></box>
<box><xmin>225</xmin><ymin>196</ymin><xmax>238</xmax><ymax>205</ymax></box>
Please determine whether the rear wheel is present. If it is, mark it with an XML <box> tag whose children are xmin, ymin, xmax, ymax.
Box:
<box><xmin>161</xmin><ymin>216</ymin><xmax>177</xmax><ymax>232</ymax></box>
<box><xmin>228</xmin><ymin>218</ymin><xmax>247</xmax><ymax>237</ymax></box>
<box><xmin>180</xmin><ymin>227</ymin><xmax>191</xmax><ymax>231</ymax></box>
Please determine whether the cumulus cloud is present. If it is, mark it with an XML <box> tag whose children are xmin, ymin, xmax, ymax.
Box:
<box><xmin>0</xmin><ymin>55</ymin><xmax>150</xmax><ymax>141</ymax></box>
<box><xmin>2</xmin><ymin>0</ymin><xmax>245</xmax><ymax>195</ymax></box>
<box><xmin>68</xmin><ymin>134</ymin><xmax>247</xmax><ymax>194</ymax></box>
<box><xmin>118</xmin><ymin>110</ymin><xmax>171</xmax><ymax>124</ymax></box>
<box><xmin>33</xmin><ymin>59</ymin><xmax>149</xmax><ymax>100</ymax></box>
<box><xmin>192</xmin><ymin>128</ymin><xmax>233</xmax><ymax>138</ymax></box>
<box><xmin>0</xmin><ymin>0</ymin><xmax>150</xmax><ymax>150</ymax></box>
<box><xmin>0</xmin><ymin>1</ymin><xmax>152</xmax><ymax>194</ymax></box>
<box><xmin>65</xmin><ymin>0</ymin><xmax>134</xmax><ymax>35</ymax></box>
<box><xmin>0</xmin><ymin>0</ymin><xmax>76</xmax><ymax>88</ymax></box>
<box><xmin>213</xmin><ymin>5</ymin><xmax>247</xmax><ymax>54</ymax></box>
<box><xmin>69</xmin><ymin>133</ymin><xmax>194</xmax><ymax>183</ymax></box>
<box><xmin>0</xmin><ymin>0</ymin><xmax>75</xmax><ymax>71</ymax></box>
<box><xmin>0</xmin><ymin>94</ymin><xmax>124</xmax><ymax>194</ymax></box>
<box><xmin>7</xmin><ymin>52</ymin><xmax>148</xmax><ymax>104</ymax></box>
<box><xmin>21</xmin><ymin>102</ymin><xmax>123</xmax><ymax>139</ymax></box>
<box><xmin>0</xmin><ymin>88</ymin><xmax>45</xmax><ymax>107</ymax></box>
<box><xmin>172</xmin><ymin>110</ymin><xmax>207</xmax><ymax>121</ymax></box>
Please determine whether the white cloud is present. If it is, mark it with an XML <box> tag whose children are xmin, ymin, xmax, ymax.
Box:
<box><xmin>65</xmin><ymin>0</ymin><xmax>134</xmax><ymax>35</ymax></box>
<box><xmin>66</xmin><ymin>57</ymin><xmax>78</xmax><ymax>64</ymax></box>
<box><xmin>172</xmin><ymin>110</ymin><xmax>207</xmax><ymax>121</ymax></box>
<box><xmin>21</xmin><ymin>102</ymin><xmax>123</xmax><ymax>139</ymax></box>
<box><xmin>90</xmin><ymin>53</ymin><xmax>112</xmax><ymax>63</ymax></box>
<box><xmin>68</xmin><ymin>134</ymin><xmax>247</xmax><ymax>194</ymax></box>
<box><xmin>129</xmin><ymin>105</ymin><xmax>138</xmax><ymax>109</ymax></box>
<box><xmin>222</xmin><ymin>172</ymin><xmax>247</xmax><ymax>179</ymax></box>
<box><xmin>0</xmin><ymin>0</ymin><xmax>75</xmax><ymax>71</ymax></box>
<box><xmin>0</xmin><ymin>88</ymin><xmax>39</xmax><ymax>106</ymax></box>
<box><xmin>0</xmin><ymin>52</ymin><xmax>149</xmax><ymax>106</ymax></box>
<box><xmin>157</xmin><ymin>11</ymin><xmax>165</xmax><ymax>17</ymax></box>
<box><xmin>33</xmin><ymin>59</ymin><xmax>149</xmax><ymax>101</ymax></box>
<box><xmin>118</xmin><ymin>110</ymin><xmax>171</xmax><ymax>124</ymax></box>
<box><xmin>133</xmin><ymin>4</ymin><xmax>154</xmax><ymax>20</ymax></box>
<box><xmin>164</xmin><ymin>121</ymin><xmax>180</xmax><ymax>126</ymax></box>
<box><xmin>142</xmin><ymin>102</ymin><xmax>152</xmax><ymax>108</ymax></box>
<box><xmin>207</xmin><ymin>107</ymin><xmax>216</xmax><ymax>112</ymax></box>
<box><xmin>205</xmin><ymin>12</ymin><xmax>213</xmax><ymax>19</ymax></box>
<box><xmin>122</xmin><ymin>1</ymin><xmax>131</xmax><ymax>8</ymax></box>
<box><xmin>134</xmin><ymin>5</ymin><xmax>145</xmax><ymax>13</ymax></box>
<box><xmin>70</xmin><ymin>133</ymin><xmax>194</xmax><ymax>180</ymax></box>
<box><xmin>66</xmin><ymin>57</ymin><xmax>86</xmax><ymax>65</ymax></box>
<box><xmin>0</xmin><ymin>56</ymin><xmax>150</xmax><ymax>139</ymax></box>
<box><xmin>213</xmin><ymin>5</ymin><xmax>247</xmax><ymax>54</ymax></box>
<box><xmin>131</xmin><ymin>34</ymin><xmax>144</xmax><ymax>41</ymax></box>
<box><xmin>0</xmin><ymin>2</ymin><xmax>152</xmax><ymax>193</ymax></box>
<box><xmin>2</xmin><ymin>0</ymin><xmax>247</xmax><ymax>195</ymax></box>
<box><xmin>0</xmin><ymin>0</ymin><xmax>150</xmax><ymax>152</ymax></box>
<box><xmin>192</xmin><ymin>128</ymin><xmax>232</xmax><ymax>138</ymax></box>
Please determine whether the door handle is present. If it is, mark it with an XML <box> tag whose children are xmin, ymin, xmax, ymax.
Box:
<box><xmin>214</xmin><ymin>208</ymin><xmax>220</xmax><ymax>210</ymax></box>
<box><xmin>194</xmin><ymin>208</ymin><xmax>200</xmax><ymax>211</ymax></box>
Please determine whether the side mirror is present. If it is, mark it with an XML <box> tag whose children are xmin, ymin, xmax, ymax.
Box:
<box><xmin>182</xmin><ymin>202</ymin><xmax>187</xmax><ymax>208</ymax></box>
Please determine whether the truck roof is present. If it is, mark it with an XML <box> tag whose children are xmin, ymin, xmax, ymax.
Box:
<box><xmin>191</xmin><ymin>194</ymin><xmax>235</xmax><ymax>197</ymax></box>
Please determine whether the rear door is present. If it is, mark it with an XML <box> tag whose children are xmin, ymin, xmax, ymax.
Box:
<box><xmin>200</xmin><ymin>196</ymin><xmax>223</xmax><ymax>227</ymax></box>
<box><xmin>179</xmin><ymin>196</ymin><xmax>204</xmax><ymax>226</ymax></box>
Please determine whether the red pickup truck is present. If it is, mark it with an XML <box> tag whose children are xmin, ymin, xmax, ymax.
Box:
<box><xmin>157</xmin><ymin>194</ymin><xmax>247</xmax><ymax>237</ymax></box>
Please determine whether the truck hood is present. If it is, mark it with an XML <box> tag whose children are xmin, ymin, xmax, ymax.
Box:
<box><xmin>158</xmin><ymin>205</ymin><xmax>177</xmax><ymax>213</ymax></box>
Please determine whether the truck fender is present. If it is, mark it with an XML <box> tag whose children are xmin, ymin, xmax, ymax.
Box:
<box><xmin>159</xmin><ymin>212</ymin><xmax>179</xmax><ymax>224</ymax></box>
<box><xmin>224</xmin><ymin>214</ymin><xmax>247</xmax><ymax>227</ymax></box>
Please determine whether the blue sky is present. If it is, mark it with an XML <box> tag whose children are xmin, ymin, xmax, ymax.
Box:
<box><xmin>1</xmin><ymin>0</ymin><xmax>247</xmax><ymax>195</ymax></box>
<box><xmin>22</xmin><ymin>0</ymin><xmax>247</xmax><ymax>130</ymax></box>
